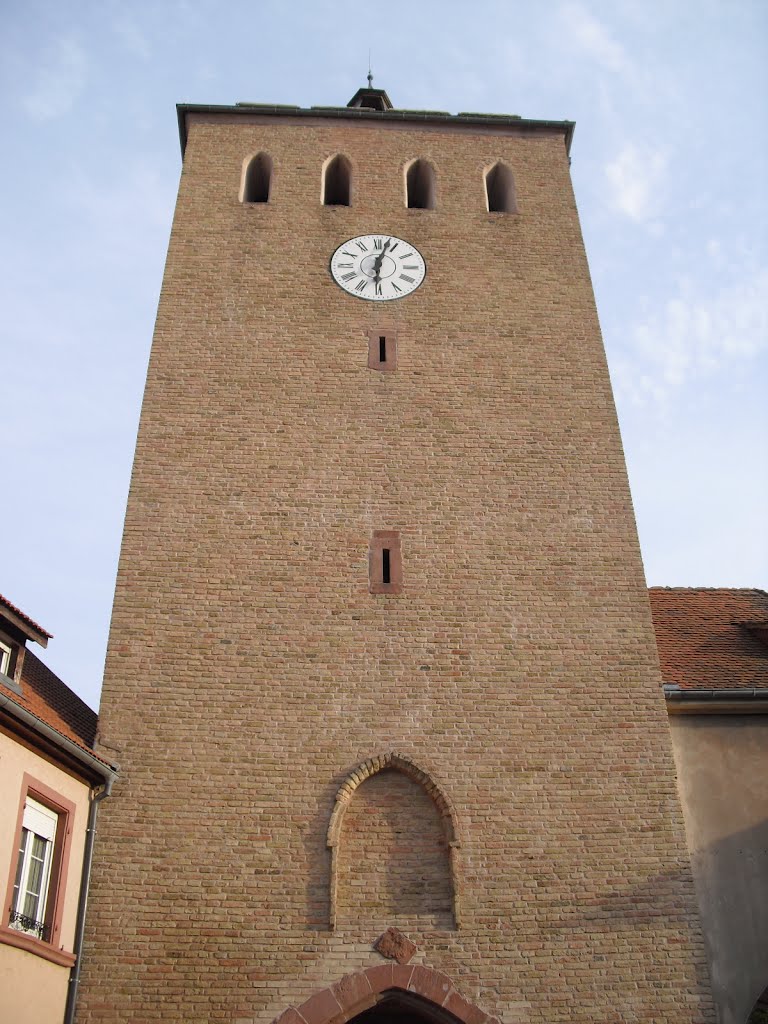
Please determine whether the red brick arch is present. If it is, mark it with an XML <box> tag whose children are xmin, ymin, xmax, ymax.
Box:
<box><xmin>271</xmin><ymin>963</ymin><xmax>501</xmax><ymax>1024</ymax></box>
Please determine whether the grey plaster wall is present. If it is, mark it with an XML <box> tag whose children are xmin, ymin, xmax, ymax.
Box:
<box><xmin>670</xmin><ymin>715</ymin><xmax>768</xmax><ymax>1024</ymax></box>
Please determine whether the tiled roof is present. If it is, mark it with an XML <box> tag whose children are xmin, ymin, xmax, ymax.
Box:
<box><xmin>0</xmin><ymin>647</ymin><xmax>107</xmax><ymax>771</ymax></box>
<box><xmin>0</xmin><ymin>592</ymin><xmax>52</xmax><ymax>640</ymax></box>
<box><xmin>649</xmin><ymin>588</ymin><xmax>768</xmax><ymax>691</ymax></box>
<box><xmin>16</xmin><ymin>649</ymin><xmax>98</xmax><ymax>746</ymax></box>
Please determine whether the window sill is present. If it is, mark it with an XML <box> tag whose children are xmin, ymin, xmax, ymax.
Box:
<box><xmin>0</xmin><ymin>924</ymin><xmax>76</xmax><ymax>967</ymax></box>
<box><xmin>0</xmin><ymin>669</ymin><xmax>22</xmax><ymax>695</ymax></box>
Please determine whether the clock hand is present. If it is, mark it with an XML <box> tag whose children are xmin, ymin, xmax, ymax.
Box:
<box><xmin>371</xmin><ymin>238</ymin><xmax>391</xmax><ymax>282</ymax></box>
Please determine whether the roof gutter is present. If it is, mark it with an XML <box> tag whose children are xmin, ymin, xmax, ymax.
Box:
<box><xmin>0</xmin><ymin>690</ymin><xmax>118</xmax><ymax>783</ymax></box>
<box><xmin>664</xmin><ymin>684</ymin><xmax>768</xmax><ymax>715</ymax></box>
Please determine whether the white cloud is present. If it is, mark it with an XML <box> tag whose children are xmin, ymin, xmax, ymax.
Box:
<box><xmin>611</xmin><ymin>268</ymin><xmax>768</xmax><ymax>407</ymax></box>
<box><xmin>559</xmin><ymin>1</ymin><xmax>628</xmax><ymax>73</ymax></box>
<box><xmin>604</xmin><ymin>143</ymin><xmax>668</xmax><ymax>223</ymax></box>
<box><xmin>21</xmin><ymin>36</ymin><xmax>88</xmax><ymax>120</ymax></box>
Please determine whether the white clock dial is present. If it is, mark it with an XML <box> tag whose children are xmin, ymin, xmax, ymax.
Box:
<box><xmin>330</xmin><ymin>234</ymin><xmax>426</xmax><ymax>301</ymax></box>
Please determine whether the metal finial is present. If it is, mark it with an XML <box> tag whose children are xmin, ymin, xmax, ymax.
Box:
<box><xmin>367</xmin><ymin>50</ymin><xmax>373</xmax><ymax>87</ymax></box>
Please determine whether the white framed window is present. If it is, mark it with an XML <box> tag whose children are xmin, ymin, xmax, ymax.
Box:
<box><xmin>0</xmin><ymin>639</ymin><xmax>12</xmax><ymax>677</ymax></box>
<box><xmin>10</xmin><ymin>798</ymin><xmax>58</xmax><ymax>941</ymax></box>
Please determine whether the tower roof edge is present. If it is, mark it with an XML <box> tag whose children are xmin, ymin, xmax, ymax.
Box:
<box><xmin>175</xmin><ymin>102</ymin><xmax>575</xmax><ymax>158</ymax></box>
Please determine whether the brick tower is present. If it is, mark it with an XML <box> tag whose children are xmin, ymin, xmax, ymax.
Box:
<box><xmin>79</xmin><ymin>87</ymin><xmax>715</xmax><ymax>1022</ymax></box>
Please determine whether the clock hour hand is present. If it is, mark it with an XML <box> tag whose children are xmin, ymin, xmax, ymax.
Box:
<box><xmin>371</xmin><ymin>238</ymin><xmax>391</xmax><ymax>282</ymax></box>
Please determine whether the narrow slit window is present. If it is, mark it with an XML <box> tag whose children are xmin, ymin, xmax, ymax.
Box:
<box><xmin>323</xmin><ymin>155</ymin><xmax>352</xmax><ymax>206</ymax></box>
<box><xmin>484</xmin><ymin>161</ymin><xmax>517</xmax><ymax>213</ymax></box>
<box><xmin>369</xmin><ymin>531</ymin><xmax>402</xmax><ymax>594</ymax></box>
<box><xmin>368</xmin><ymin>329</ymin><xmax>397</xmax><ymax>371</ymax></box>
<box><xmin>405</xmin><ymin>159</ymin><xmax>436</xmax><ymax>209</ymax></box>
<box><xmin>242</xmin><ymin>153</ymin><xmax>273</xmax><ymax>203</ymax></box>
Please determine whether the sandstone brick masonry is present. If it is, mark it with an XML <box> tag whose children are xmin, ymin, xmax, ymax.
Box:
<box><xmin>78</xmin><ymin>104</ymin><xmax>716</xmax><ymax>1022</ymax></box>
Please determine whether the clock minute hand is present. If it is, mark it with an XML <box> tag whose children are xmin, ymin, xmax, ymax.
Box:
<box><xmin>372</xmin><ymin>238</ymin><xmax>391</xmax><ymax>282</ymax></box>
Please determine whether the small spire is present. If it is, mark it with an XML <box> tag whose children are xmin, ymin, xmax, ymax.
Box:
<box><xmin>346</xmin><ymin>62</ymin><xmax>392</xmax><ymax>112</ymax></box>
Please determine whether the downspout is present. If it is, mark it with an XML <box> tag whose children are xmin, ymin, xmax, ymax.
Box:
<box><xmin>63</xmin><ymin>775</ymin><xmax>114</xmax><ymax>1024</ymax></box>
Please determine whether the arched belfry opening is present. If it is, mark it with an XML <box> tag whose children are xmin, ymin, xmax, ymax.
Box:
<box><xmin>484</xmin><ymin>160</ymin><xmax>517</xmax><ymax>213</ymax></box>
<box><xmin>322</xmin><ymin>154</ymin><xmax>352</xmax><ymax>206</ymax></box>
<box><xmin>241</xmin><ymin>152</ymin><xmax>272</xmax><ymax>203</ymax></box>
<box><xmin>405</xmin><ymin>159</ymin><xmax>436</xmax><ymax>209</ymax></box>
<box><xmin>327</xmin><ymin>753</ymin><xmax>460</xmax><ymax>930</ymax></box>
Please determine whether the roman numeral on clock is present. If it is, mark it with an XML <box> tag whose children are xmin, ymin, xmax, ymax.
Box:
<box><xmin>399</xmin><ymin>274</ymin><xmax>415</xmax><ymax>284</ymax></box>
<box><xmin>341</xmin><ymin>271</ymin><xmax>356</xmax><ymax>281</ymax></box>
<box><xmin>356</xmin><ymin>240</ymin><xmax>368</xmax><ymax>252</ymax></box>
<box><xmin>373</xmin><ymin>238</ymin><xmax>383</xmax><ymax>250</ymax></box>
<box><xmin>354</xmin><ymin>279</ymin><xmax>367</xmax><ymax>292</ymax></box>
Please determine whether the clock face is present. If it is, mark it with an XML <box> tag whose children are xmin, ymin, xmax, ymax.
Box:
<box><xmin>330</xmin><ymin>234</ymin><xmax>426</xmax><ymax>301</ymax></box>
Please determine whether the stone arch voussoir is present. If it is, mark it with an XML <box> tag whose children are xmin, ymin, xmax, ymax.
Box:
<box><xmin>271</xmin><ymin>963</ymin><xmax>501</xmax><ymax>1024</ymax></box>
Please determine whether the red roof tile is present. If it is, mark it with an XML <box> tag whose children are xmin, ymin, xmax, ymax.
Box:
<box><xmin>0</xmin><ymin>648</ymin><xmax>113</xmax><ymax>774</ymax></box>
<box><xmin>649</xmin><ymin>588</ymin><xmax>768</xmax><ymax>691</ymax></box>
<box><xmin>16</xmin><ymin>649</ymin><xmax>98</xmax><ymax>746</ymax></box>
<box><xmin>0</xmin><ymin>592</ymin><xmax>52</xmax><ymax>640</ymax></box>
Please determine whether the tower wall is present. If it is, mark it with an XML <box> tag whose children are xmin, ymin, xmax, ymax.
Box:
<box><xmin>79</xmin><ymin>110</ymin><xmax>714</xmax><ymax>1022</ymax></box>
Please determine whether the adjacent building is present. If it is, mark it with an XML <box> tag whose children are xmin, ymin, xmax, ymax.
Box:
<box><xmin>0</xmin><ymin>594</ymin><xmax>117</xmax><ymax>1024</ymax></box>
<box><xmin>652</xmin><ymin>587</ymin><xmax>768</xmax><ymax>1024</ymax></box>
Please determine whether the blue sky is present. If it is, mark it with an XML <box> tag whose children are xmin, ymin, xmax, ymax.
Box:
<box><xmin>2</xmin><ymin>0</ymin><xmax>766</xmax><ymax>709</ymax></box>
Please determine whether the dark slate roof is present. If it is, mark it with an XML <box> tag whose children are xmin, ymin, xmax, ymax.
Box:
<box><xmin>649</xmin><ymin>588</ymin><xmax>768</xmax><ymax>691</ymax></box>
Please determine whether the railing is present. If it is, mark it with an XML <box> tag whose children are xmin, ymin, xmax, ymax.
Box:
<box><xmin>9</xmin><ymin>910</ymin><xmax>49</xmax><ymax>941</ymax></box>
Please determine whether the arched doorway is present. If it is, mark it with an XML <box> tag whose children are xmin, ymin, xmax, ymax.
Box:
<box><xmin>748</xmin><ymin>983</ymin><xmax>768</xmax><ymax>1023</ymax></box>
<box><xmin>349</xmin><ymin>990</ymin><xmax>462</xmax><ymax>1023</ymax></box>
<box><xmin>270</xmin><ymin>964</ymin><xmax>497</xmax><ymax>1024</ymax></box>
